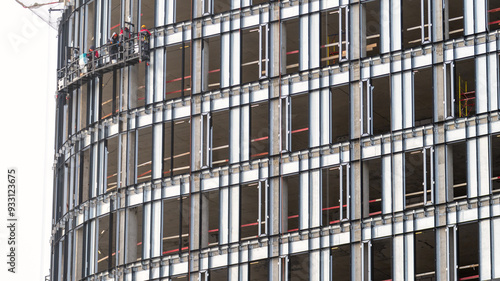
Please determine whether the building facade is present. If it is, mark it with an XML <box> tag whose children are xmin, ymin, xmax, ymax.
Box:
<box><xmin>52</xmin><ymin>0</ymin><xmax>500</xmax><ymax>280</ymax></box>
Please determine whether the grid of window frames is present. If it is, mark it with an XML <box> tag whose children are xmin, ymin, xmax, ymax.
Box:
<box><xmin>52</xmin><ymin>1</ymin><xmax>500</xmax><ymax>281</ymax></box>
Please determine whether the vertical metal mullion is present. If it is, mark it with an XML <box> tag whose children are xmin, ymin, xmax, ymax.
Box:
<box><xmin>368</xmin><ymin>241</ymin><xmax>372</xmax><ymax>281</ymax></box>
<box><xmin>287</xmin><ymin>97</ymin><xmax>292</xmax><ymax>151</ymax></box>
<box><xmin>423</xmin><ymin>148</ymin><xmax>427</xmax><ymax>205</ymax></box>
<box><xmin>259</xmin><ymin>25</ymin><xmax>263</xmax><ymax>78</ymax></box>
<box><xmin>360</xmin><ymin>82</ymin><xmax>364</xmax><ymax>135</ymax></box>
<box><xmin>339</xmin><ymin>7</ymin><xmax>343</xmax><ymax>61</ymax></box>
<box><xmin>104</xmin><ymin>141</ymin><xmax>108</xmax><ymax>193</ymax></box>
<box><xmin>339</xmin><ymin>165</ymin><xmax>343</xmax><ymax>220</ymax></box>
<box><xmin>451</xmin><ymin>62</ymin><xmax>455</xmax><ymax>118</ymax></box>
<box><xmin>258</xmin><ymin>181</ymin><xmax>262</xmax><ymax>236</ymax></box>
<box><xmin>444</xmin><ymin>64</ymin><xmax>448</xmax><ymax>117</ymax></box>
<box><xmin>446</xmin><ymin>226</ymin><xmax>451</xmax><ymax>281</ymax></box>
<box><xmin>420</xmin><ymin>0</ymin><xmax>425</xmax><ymax>43</ymax></box>
<box><xmin>430</xmin><ymin>147</ymin><xmax>434</xmax><ymax>204</ymax></box>
<box><xmin>345</xmin><ymin>6</ymin><xmax>349</xmax><ymax>60</ymax></box>
<box><xmin>369</xmin><ymin>83</ymin><xmax>373</xmax><ymax>135</ymax></box>
<box><xmin>265</xmin><ymin>24</ymin><xmax>269</xmax><ymax>77</ymax></box>
<box><xmin>200</xmin><ymin>114</ymin><xmax>204</xmax><ymax>167</ymax></box>
<box><xmin>453</xmin><ymin>226</ymin><xmax>457</xmax><ymax>281</ymax></box>
<box><xmin>347</xmin><ymin>164</ymin><xmax>350</xmax><ymax>219</ymax></box>
<box><xmin>208</xmin><ymin>113</ymin><xmax>213</xmax><ymax>166</ymax></box>
<box><xmin>427</xmin><ymin>0</ymin><xmax>432</xmax><ymax>41</ymax></box>
<box><xmin>134</xmin><ymin>130</ymin><xmax>138</xmax><ymax>184</ymax></box>
<box><xmin>265</xmin><ymin>180</ymin><xmax>268</xmax><ymax>235</ymax></box>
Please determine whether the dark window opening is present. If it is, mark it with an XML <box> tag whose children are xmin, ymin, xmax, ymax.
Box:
<box><xmin>203</xmin><ymin>36</ymin><xmax>221</xmax><ymax>92</ymax></box>
<box><xmin>131</xmin><ymin>62</ymin><xmax>147</xmax><ymax>108</ymax></box>
<box><xmin>492</xmin><ymin>134</ymin><xmax>500</xmax><ymax>191</ymax></box>
<box><xmin>322</xmin><ymin>165</ymin><xmax>349</xmax><ymax>225</ymax></box>
<box><xmin>449</xmin><ymin>141</ymin><xmax>468</xmax><ymax>200</ymax></box>
<box><xmin>282</xmin><ymin>174</ymin><xmax>300</xmax><ymax>232</ymax></box>
<box><xmin>363</xmin><ymin>0</ymin><xmax>381</xmax><ymax>58</ymax></box>
<box><xmin>209</xmin><ymin>267</ymin><xmax>228</xmax><ymax>280</ymax></box>
<box><xmin>362</xmin><ymin>158</ymin><xmax>382</xmax><ymax>217</ymax></box>
<box><xmin>289</xmin><ymin>253</ymin><xmax>309</xmax><ymax>281</ymax></box>
<box><xmin>282</xmin><ymin>18</ymin><xmax>300</xmax><ymax>74</ymax></box>
<box><xmin>162</xmin><ymin>197</ymin><xmax>190</xmax><ymax>255</ymax></box>
<box><xmin>211</xmin><ymin>110</ymin><xmax>229</xmax><ymax>167</ymax></box>
<box><xmin>240</xmin><ymin>181</ymin><xmax>266</xmax><ymax>239</ymax></box>
<box><xmin>74</xmin><ymin>227</ymin><xmax>84</xmax><ymax>280</ymax></box>
<box><xmin>163</xmin><ymin>118</ymin><xmax>191</xmax><ymax>178</ymax></box>
<box><xmin>242</xmin><ymin>25</ymin><xmax>268</xmax><ymax>84</ymax></box>
<box><xmin>105</xmin><ymin>136</ymin><xmax>118</xmax><ymax>192</ymax></box>
<box><xmin>97</xmin><ymin>213</ymin><xmax>116</xmax><ymax>272</ymax></box>
<box><xmin>250</xmin><ymin>102</ymin><xmax>269</xmax><ymax>159</ymax></box>
<box><xmin>489</xmin><ymin>0</ymin><xmax>500</xmax><ymax>32</ymax></box>
<box><xmin>331</xmin><ymin>84</ymin><xmax>350</xmax><ymax>143</ymax></box>
<box><xmin>320</xmin><ymin>7</ymin><xmax>347</xmax><ymax>66</ymax></box>
<box><xmin>127</xmin><ymin>131</ymin><xmax>137</xmax><ymax>186</ymax></box>
<box><xmin>414</xmin><ymin>67</ymin><xmax>433</xmax><ymax>126</ymax></box>
<box><xmin>140</xmin><ymin>0</ymin><xmax>155</xmax><ymax>29</ymax></box>
<box><xmin>87</xmin><ymin>1</ymin><xmax>95</xmax><ymax>49</ymax></box>
<box><xmin>405</xmin><ymin>148</ymin><xmax>433</xmax><ymax>208</ymax></box>
<box><xmin>166</xmin><ymin>43</ymin><xmax>192</xmax><ymax>101</ymax></box>
<box><xmin>415</xmin><ymin>229</ymin><xmax>436</xmax><ymax>280</ymax></box>
<box><xmin>444</xmin><ymin>0</ymin><xmax>464</xmax><ymax>40</ymax></box>
<box><xmin>402</xmin><ymin>0</ymin><xmax>431</xmax><ymax>49</ymax></box>
<box><xmin>110</xmin><ymin>0</ymin><xmax>121</xmax><ymax>34</ymax></box>
<box><xmin>372</xmin><ymin>238</ymin><xmax>392</xmax><ymax>281</ymax></box>
<box><xmin>100</xmin><ymin>72</ymin><xmax>117</xmax><ymax>119</ymax></box>
<box><xmin>371</xmin><ymin>75</ymin><xmax>391</xmax><ymax>135</ymax></box>
<box><xmin>455</xmin><ymin>59</ymin><xmax>476</xmax><ymax>118</ymax></box>
<box><xmin>287</xmin><ymin>94</ymin><xmax>309</xmax><ymax>151</ymax></box>
<box><xmin>457</xmin><ymin>223</ymin><xmax>479</xmax><ymax>280</ymax></box>
<box><xmin>331</xmin><ymin>244</ymin><xmax>351</xmax><ymax>281</ymax></box>
<box><xmin>136</xmin><ymin>126</ymin><xmax>152</xmax><ymax>183</ymax></box>
<box><xmin>214</xmin><ymin>0</ymin><xmax>231</xmax><ymax>14</ymax></box>
<box><xmin>175</xmin><ymin>0</ymin><xmax>191</xmax><ymax>23</ymax></box>
<box><xmin>249</xmin><ymin>259</ymin><xmax>269</xmax><ymax>281</ymax></box>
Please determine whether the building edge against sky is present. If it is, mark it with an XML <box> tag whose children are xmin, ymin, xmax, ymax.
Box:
<box><xmin>52</xmin><ymin>0</ymin><xmax>500</xmax><ymax>281</ymax></box>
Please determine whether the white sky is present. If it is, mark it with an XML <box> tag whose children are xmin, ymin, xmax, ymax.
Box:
<box><xmin>0</xmin><ymin>1</ymin><xmax>58</xmax><ymax>280</ymax></box>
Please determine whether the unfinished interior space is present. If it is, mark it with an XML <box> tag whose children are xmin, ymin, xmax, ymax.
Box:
<box><xmin>362</xmin><ymin>157</ymin><xmax>382</xmax><ymax>217</ymax></box>
<box><xmin>282</xmin><ymin>18</ymin><xmax>300</xmax><ymax>74</ymax></box>
<box><xmin>413</xmin><ymin>66</ymin><xmax>433</xmax><ymax>126</ymax></box>
<box><xmin>448</xmin><ymin>141</ymin><xmax>468</xmax><ymax>200</ymax></box>
<box><xmin>320</xmin><ymin>7</ymin><xmax>348</xmax><ymax>66</ymax></box>
<box><xmin>405</xmin><ymin>147</ymin><xmax>433</xmax><ymax>207</ymax></box>
<box><xmin>454</xmin><ymin>58</ymin><xmax>476</xmax><ymax>118</ymax></box>
<box><xmin>402</xmin><ymin>0</ymin><xmax>431</xmax><ymax>48</ymax></box>
<box><xmin>362</xmin><ymin>0</ymin><xmax>380</xmax><ymax>57</ymax></box>
<box><xmin>331</xmin><ymin>84</ymin><xmax>350</xmax><ymax>142</ymax></box>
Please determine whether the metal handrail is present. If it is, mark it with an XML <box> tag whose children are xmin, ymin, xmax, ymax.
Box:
<box><xmin>58</xmin><ymin>34</ymin><xmax>149</xmax><ymax>90</ymax></box>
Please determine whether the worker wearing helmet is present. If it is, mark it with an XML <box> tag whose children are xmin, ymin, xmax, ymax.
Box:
<box><xmin>119</xmin><ymin>27</ymin><xmax>131</xmax><ymax>59</ymax></box>
<box><xmin>109</xmin><ymin>32</ymin><xmax>119</xmax><ymax>62</ymax></box>
<box><xmin>139</xmin><ymin>24</ymin><xmax>152</xmax><ymax>63</ymax></box>
<box><xmin>86</xmin><ymin>45</ymin><xmax>99</xmax><ymax>70</ymax></box>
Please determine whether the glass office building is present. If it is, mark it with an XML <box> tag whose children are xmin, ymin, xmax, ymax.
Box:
<box><xmin>51</xmin><ymin>0</ymin><xmax>500</xmax><ymax>280</ymax></box>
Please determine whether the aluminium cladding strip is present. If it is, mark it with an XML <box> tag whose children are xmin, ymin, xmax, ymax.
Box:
<box><xmin>57</xmin><ymin>194</ymin><xmax>500</xmax><ymax>281</ymax></box>
<box><xmin>55</xmin><ymin>32</ymin><xmax>500</xmax><ymax>162</ymax></box>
